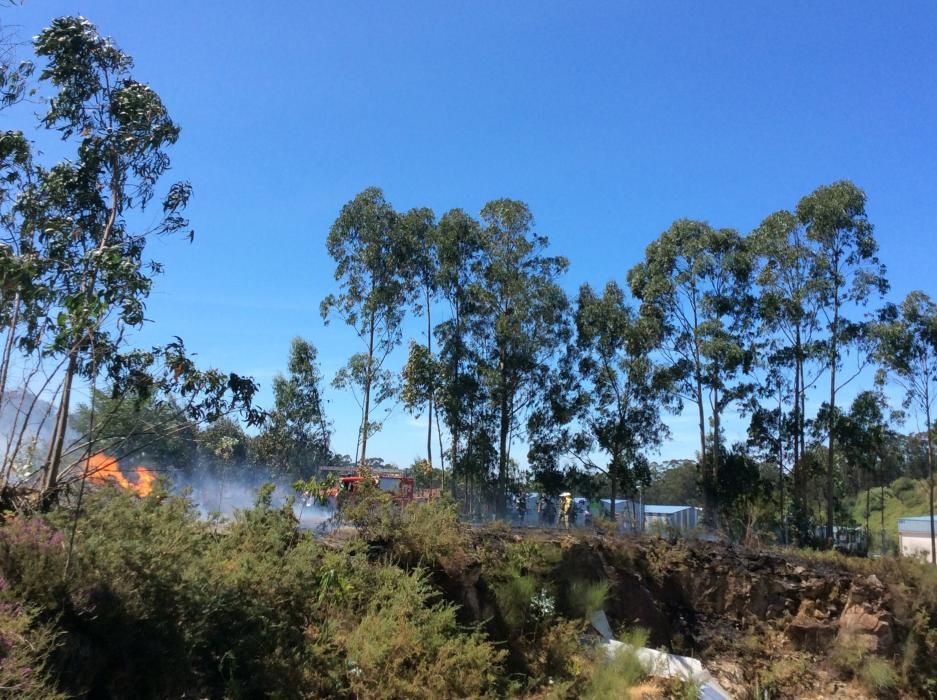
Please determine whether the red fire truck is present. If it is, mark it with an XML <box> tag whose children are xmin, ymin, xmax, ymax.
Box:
<box><xmin>337</xmin><ymin>472</ymin><xmax>415</xmax><ymax>507</ymax></box>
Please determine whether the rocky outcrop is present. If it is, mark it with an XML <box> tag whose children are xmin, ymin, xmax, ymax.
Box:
<box><xmin>455</xmin><ymin>530</ymin><xmax>908</xmax><ymax>698</ymax></box>
<box><xmin>836</xmin><ymin>574</ymin><xmax>895</xmax><ymax>654</ymax></box>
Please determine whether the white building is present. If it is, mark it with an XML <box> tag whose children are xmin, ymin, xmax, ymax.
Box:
<box><xmin>898</xmin><ymin>516</ymin><xmax>937</xmax><ymax>560</ymax></box>
<box><xmin>644</xmin><ymin>504</ymin><xmax>700</xmax><ymax>532</ymax></box>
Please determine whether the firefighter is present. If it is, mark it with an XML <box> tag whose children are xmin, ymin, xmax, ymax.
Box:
<box><xmin>559</xmin><ymin>492</ymin><xmax>572</xmax><ymax>530</ymax></box>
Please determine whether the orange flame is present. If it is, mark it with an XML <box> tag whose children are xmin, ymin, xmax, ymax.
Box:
<box><xmin>85</xmin><ymin>453</ymin><xmax>157</xmax><ymax>497</ymax></box>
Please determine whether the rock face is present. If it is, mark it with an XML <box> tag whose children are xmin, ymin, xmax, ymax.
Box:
<box><xmin>836</xmin><ymin>574</ymin><xmax>894</xmax><ymax>654</ymax></box>
<box><xmin>546</xmin><ymin>536</ymin><xmax>900</xmax><ymax>698</ymax></box>
<box><xmin>788</xmin><ymin>599</ymin><xmax>838</xmax><ymax>653</ymax></box>
<box><xmin>453</xmin><ymin>531</ymin><xmax>905</xmax><ymax>698</ymax></box>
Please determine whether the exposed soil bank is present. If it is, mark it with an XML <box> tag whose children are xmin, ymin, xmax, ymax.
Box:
<box><xmin>423</xmin><ymin>529</ymin><xmax>936</xmax><ymax>698</ymax></box>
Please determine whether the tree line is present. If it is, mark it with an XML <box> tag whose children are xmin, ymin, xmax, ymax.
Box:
<box><xmin>313</xmin><ymin>181</ymin><xmax>935</xmax><ymax>559</ymax></box>
<box><xmin>0</xmin><ymin>13</ymin><xmax>932</xmax><ymax>564</ymax></box>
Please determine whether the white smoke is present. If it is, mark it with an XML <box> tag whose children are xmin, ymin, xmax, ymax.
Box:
<box><xmin>170</xmin><ymin>465</ymin><xmax>336</xmax><ymax>530</ymax></box>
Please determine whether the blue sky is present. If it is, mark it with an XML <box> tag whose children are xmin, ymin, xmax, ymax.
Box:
<box><xmin>9</xmin><ymin>1</ymin><xmax>937</xmax><ymax>468</ymax></box>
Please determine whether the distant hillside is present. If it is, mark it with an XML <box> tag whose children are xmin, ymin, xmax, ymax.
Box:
<box><xmin>851</xmin><ymin>477</ymin><xmax>933</xmax><ymax>553</ymax></box>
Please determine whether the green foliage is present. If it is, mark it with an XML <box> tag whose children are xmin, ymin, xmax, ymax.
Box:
<box><xmin>0</xmin><ymin>603</ymin><xmax>65</xmax><ymax>700</ymax></box>
<box><xmin>473</xmin><ymin>199</ymin><xmax>571</xmax><ymax>515</ymax></box>
<box><xmin>628</xmin><ymin>219</ymin><xmax>755</xmax><ymax>524</ymax></box>
<box><xmin>529</xmin><ymin>281</ymin><xmax>671</xmax><ymax>514</ymax></box>
<box><xmin>860</xmin><ymin>657</ymin><xmax>898</xmax><ymax>695</ymax></box>
<box><xmin>644</xmin><ymin>459</ymin><xmax>701</xmax><ymax>506</ymax></box>
<box><xmin>401</xmin><ymin>341</ymin><xmax>441</xmax><ymax>417</ymax></box>
<box><xmin>342</xmin><ymin>566</ymin><xmax>503</xmax><ymax>699</ymax></box>
<box><xmin>494</xmin><ymin>569</ymin><xmax>538</xmax><ymax>632</ymax></box>
<box><xmin>850</xmin><ymin>475</ymin><xmax>932</xmax><ymax>554</ymax></box>
<box><xmin>253</xmin><ymin>337</ymin><xmax>331</xmax><ymax>476</ymax></box>
<box><xmin>392</xmin><ymin>497</ymin><xmax>467</xmax><ymax>568</ymax></box>
<box><xmin>198</xmin><ymin>416</ymin><xmax>249</xmax><ymax>465</ymax></box>
<box><xmin>321</xmin><ymin>187</ymin><xmax>412</xmax><ymax>464</ymax></box>
<box><xmin>293</xmin><ymin>474</ymin><xmax>337</xmax><ymax>507</ymax></box>
<box><xmin>72</xmin><ymin>387</ymin><xmax>198</xmax><ymax>467</ymax></box>
<box><xmin>582</xmin><ymin>629</ymin><xmax>649</xmax><ymax>700</ymax></box>
<box><xmin>0</xmin><ymin>15</ymin><xmax>260</xmax><ymax>498</ymax></box>
<box><xmin>831</xmin><ymin>629</ymin><xmax>899</xmax><ymax>695</ymax></box>
<box><xmin>408</xmin><ymin>456</ymin><xmax>443</xmax><ymax>489</ymax></box>
<box><xmin>567</xmin><ymin>579</ymin><xmax>610</xmax><ymax>619</ymax></box>
<box><xmin>0</xmin><ymin>486</ymin><xmax>508</xmax><ymax>698</ymax></box>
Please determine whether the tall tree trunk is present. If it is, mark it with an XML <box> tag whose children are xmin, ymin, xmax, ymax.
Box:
<box><xmin>880</xmin><ymin>478</ymin><xmax>886</xmax><ymax>555</ymax></box>
<box><xmin>360</xmin><ymin>317</ymin><xmax>375</xmax><ymax>467</ymax></box>
<box><xmin>609</xmin><ymin>456</ymin><xmax>618</xmax><ymax>521</ymax></box>
<box><xmin>41</xmin><ymin>352</ymin><xmax>77</xmax><ymax>505</ymax></box>
<box><xmin>696</xmin><ymin>373</ymin><xmax>711</xmax><ymax>526</ymax></box>
<box><xmin>778</xmin><ymin>378</ymin><xmax>786</xmax><ymax>545</ymax></box>
<box><xmin>865</xmin><ymin>468</ymin><xmax>871</xmax><ymax>544</ymax></box>
<box><xmin>0</xmin><ymin>293</ymin><xmax>20</xmax><ymax>415</ymax></box>
<box><xmin>826</xmin><ymin>292</ymin><xmax>840</xmax><ymax>544</ymax></box>
<box><xmin>497</xmin><ymin>365</ymin><xmax>510</xmax><ymax>519</ymax></box>
<box><xmin>39</xmin><ymin>165</ymin><xmax>120</xmax><ymax>505</ymax></box>
<box><xmin>450</xmin><ymin>304</ymin><xmax>462</xmax><ymax>497</ymax></box>
<box><xmin>792</xmin><ymin>330</ymin><xmax>803</xmax><ymax>542</ymax></box>
<box><xmin>692</xmin><ymin>304</ymin><xmax>712</xmax><ymax>527</ymax></box>
<box><xmin>435</xmin><ymin>401</ymin><xmax>445</xmax><ymax>491</ymax></box>
<box><xmin>426</xmin><ymin>288</ymin><xmax>433</xmax><ymax>469</ymax></box>
<box><xmin>712</xmin><ymin>382</ymin><xmax>721</xmax><ymax>526</ymax></box>
<box><xmin>451</xmin><ymin>429</ymin><xmax>459</xmax><ymax>497</ymax></box>
<box><xmin>924</xmin><ymin>376</ymin><xmax>935</xmax><ymax>564</ymax></box>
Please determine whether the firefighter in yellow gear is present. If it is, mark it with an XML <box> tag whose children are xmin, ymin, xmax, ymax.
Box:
<box><xmin>559</xmin><ymin>492</ymin><xmax>572</xmax><ymax>530</ymax></box>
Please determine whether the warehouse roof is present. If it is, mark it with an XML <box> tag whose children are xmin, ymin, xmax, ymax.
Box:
<box><xmin>898</xmin><ymin>516</ymin><xmax>937</xmax><ymax>534</ymax></box>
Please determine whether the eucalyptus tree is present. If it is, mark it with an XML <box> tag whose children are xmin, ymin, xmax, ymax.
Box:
<box><xmin>0</xmin><ymin>7</ymin><xmax>36</xmax><ymax>405</ymax></box>
<box><xmin>471</xmin><ymin>200</ymin><xmax>569</xmax><ymax>517</ymax></box>
<box><xmin>751</xmin><ymin>210</ymin><xmax>825</xmax><ymax>539</ymax></box>
<box><xmin>568</xmin><ymin>281</ymin><xmax>671</xmax><ymax>520</ymax></box>
<box><xmin>832</xmin><ymin>389</ymin><xmax>898</xmax><ymax>548</ymax></box>
<box><xmin>253</xmin><ymin>337</ymin><xmax>331</xmax><ymax>477</ymax></box>
<box><xmin>746</xmin><ymin>371</ymin><xmax>796</xmax><ymax>544</ymax></box>
<box><xmin>401</xmin><ymin>339</ymin><xmax>443</xmax><ymax>480</ymax></box>
<box><xmin>433</xmin><ymin>208</ymin><xmax>485</xmax><ymax>492</ymax></box>
<box><xmin>14</xmin><ymin>18</ymin><xmax>197</xmax><ymax>501</ymax></box>
<box><xmin>873</xmin><ymin>291</ymin><xmax>937</xmax><ymax>563</ymax></box>
<box><xmin>628</xmin><ymin>220</ymin><xmax>754</xmax><ymax>526</ymax></box>
<box><xmin>797</xmin><ymin>181</ymin><xmax>888</xmax><ymax>541</ymax></box>
<box><xmin>321</xmin><ymin>187</ymin><xmax>410</xmax><ymax>465</ymax></box>
<box><xmin>398</xmin><ymin>207</ymin><xmax>439</xmax><ymax>468</ymax></box>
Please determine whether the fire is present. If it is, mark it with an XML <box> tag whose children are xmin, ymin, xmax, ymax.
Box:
<box><xmin>84</xmin><ymin>453</ymin><xmax>157</xmax><ymax>497</ymax></box>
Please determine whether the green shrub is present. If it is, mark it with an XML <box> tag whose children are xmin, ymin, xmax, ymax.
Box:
<box><xmin>582</xmin><ymin>628</ymin><xmax>649</xmax><ymax>699</ymax></box>
<box><xmin>341</xmin><ymin>566</ymin><xmax>503</xmax><ymax>699</ymax></box>
<box><xmin>0</xmin><ymin>515</ymin><xmax>68</xmax><ymax>609</ymax></box>
<box><xmin>567</xmin><ymin>579</ymin><xmax>610</xmax><ymax>619</ymax></box>
<box><xmin>393</xmin><ymin>497</ymin><xmax>468</xmax><ymax>568</ymax></box>
<box><xmin>860</xmin><ymin>657</ymin><xmax>898</xmax><ymax>695</ymax></box>
<box><xmin>0</xmin><ymin>602</ymin><xmax>65</xmax><ymax>700</ymax></box>
<box><xmin>0</xmin><ymin>486</ymin><xmax>519</xmax><ymax>698</ymax></box>
<box><xmin>831</xmin><ymin>629</ymin><xmax>899</xmax><ymax>697</ymax></box>
<box><xmin>494</xmin><ymin>569</ymin><xmax>538</xmax><ymax>633</ymax></box>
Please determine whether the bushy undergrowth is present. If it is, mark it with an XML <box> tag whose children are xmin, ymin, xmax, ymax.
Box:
<box><xmin>0</xmin><ymin>486</ymin><xmax>504</xmax><ymax>698</ymax></box>
<box><xmin>5</xmin><ymin>487</ymin><xmax>936</xmax><ymax>698</ymax></box>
